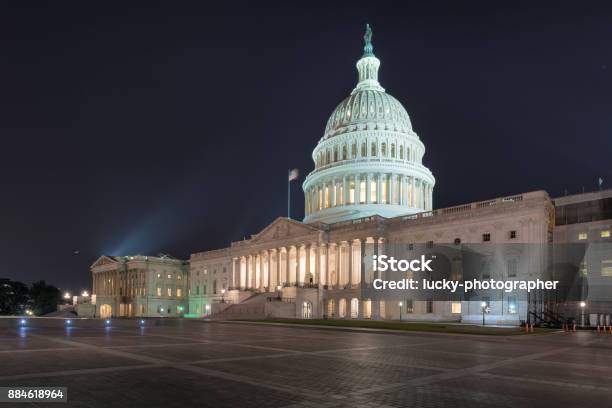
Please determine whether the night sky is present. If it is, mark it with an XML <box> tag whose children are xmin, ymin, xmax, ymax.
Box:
<box><xmin>1</xmin><ymin>1</ymin><xmax>610</xmax><ymax>292</ymax></box>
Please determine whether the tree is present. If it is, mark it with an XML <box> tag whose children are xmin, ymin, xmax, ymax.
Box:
<box><xmin>30</xmin><ymin>280</ymin><xmax>61</xmax><ymax>315</ymax></box>
<box><xmin>0</xmin><ymin>279</ymin><xmax>30</xmax><ymax>315</ymax></box>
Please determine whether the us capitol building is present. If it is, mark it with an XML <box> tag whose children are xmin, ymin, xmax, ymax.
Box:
<box><xmin>90</xmin><ymin>26</ymin><xmax>612</xmax><ymax>326</ymax></box>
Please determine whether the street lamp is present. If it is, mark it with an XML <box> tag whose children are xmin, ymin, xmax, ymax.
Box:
<box><xmin>81</xmin><ymin>291</ymin><xmax>89</xmax><ymax>297</ymax></box>
<box><xmin>205</xmin><ymin>304</ymin><xmax>211</xmax><ymax>315</ymax></box>
<box><xmin>481</xmin><ymin>301</ymin><xmax>487</xmax><ymax>326</ymax></box>
<box><xmin>399</xmin><ymin>301</ymin><xmax>403</xmax><ymax>322</ymax></box>
<box><xmin>277</xmin><ymin>285</ymin><xmax>282</xmax><ymax>299</ymax></box>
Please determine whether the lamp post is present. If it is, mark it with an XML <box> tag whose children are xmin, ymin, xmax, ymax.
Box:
<box><xmin>399</xmin><ymin>301</ymin><xmax>403</xmax><ymax>322</ymax></box>
<box><xmin>221</xmin><ymin>289</ymin><xmax>226</xmax><ymax>303</ymax></box>
<box><xmin>205</xmin><ymin>304</ymin><xmax>211</xmax><ymax>316</ymax></box>
<box><xmin>580</xmin><ymin>301</ymin><xmax>586</xmax><ymax>327</ymax></box>
<box><xmin>277</xmin><ymin>285</ymin><xmax>282</xmax><ymax>300</ymax></box>
<box><xmin>481</xmin><ymin>301</ymin><xmax>487</xmax><ymax>326</ymax></box>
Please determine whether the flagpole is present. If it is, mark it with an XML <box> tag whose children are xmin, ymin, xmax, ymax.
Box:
<box><xmin>287</xmin><ymin>170</ymin><xmax>291</xmax><ymax>219</ymax></box>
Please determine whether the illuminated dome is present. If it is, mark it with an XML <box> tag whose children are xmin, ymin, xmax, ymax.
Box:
<box><xmin>323</xmin><ymin>90</ymin><xmax>412</xmax><ymax>139</ymax></box>
<box><xmin>303</xmin><ymin>25</ymin><xmax>435</xmax><ymax>224</ymax></box>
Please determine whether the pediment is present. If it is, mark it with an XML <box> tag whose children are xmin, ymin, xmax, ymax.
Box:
<box><xmin>90</xmin><ymin>255</ymin><xmax>119</xmax><ymax>269</ymax></box>
<box><xmin>251</xmin><ymin>217</ymin><xmax>320</xmax><ymax>243</ymax></box>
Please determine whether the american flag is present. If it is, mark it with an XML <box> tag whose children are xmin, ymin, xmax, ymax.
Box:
<box><xmin>288</xmin><ymin>168</ymin><xmax>299</xmax><ymax>181</ymax></box>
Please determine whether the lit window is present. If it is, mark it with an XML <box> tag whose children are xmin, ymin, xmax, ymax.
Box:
<box><xmin>177</xmin><ymin>288</ymin><xmax>182</xmax><ymax>297</ymax></box>
<box><xmin>167</xmin><ymin>274</ymin><xmax>172</xmax><ymax>279</ymax></box>
<box><xmin>157</xmin><ymin>273</ymin><xmax>161</xmax><ymax>279</ymax></box>
<box><xmin>508</xmin><ymin>297</ymin><xmax>517</xmax><ymax>314</ymax></box>
<box><xmin>602</xmin><ymin>230</ymin><xmax>611</xmax><ymax>238</ymax></box>
<box><xmin>370</xmin><ymin>179</ymin><xmax>377</xmax><ymax>203</ymax></box>
<box><xmin>451</xmin><ymin>302</ymin><xmax>461</xmax><ymax>314</ymax></box>
<box><xmin>167</xmin><ymin>288</ymin><xmax>172</xmax><ymax>297</ymax></box>
<box><xmin>349</xmin><ymin>179</ymin><xmax>355</xmax><ymax>204</ymax></box>
<box><xmin>177</xmin><ymin>275</ymin><xmax>182</xmax><ymax>280</ymax></box>
<box><xmin>360</xmin><ymin>179</ymin><xmax>366</xmax><ymax>203</ymax></box>
<box><xmin>602</xmin><ymin>260</ymin><xmax>612</xmax><ymax>277</ymax></box>
<box><xmin>578</xmin><ymin>232</ymin><xmax>588</xmax><ymax>240</ymax></box>
<box><xmin>156</xmin><ymin>287</ymin><xmax>161</xmax><ymax>296</ymax></box>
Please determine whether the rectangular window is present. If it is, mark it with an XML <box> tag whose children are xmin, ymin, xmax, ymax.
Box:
<box><xmin>360</xmin><ymin>179</ymin><xmax>366</xmax><ymax>203</ymax></box>
<box><xmin>177</xmin><ymin>288</ymin><xmax>182</xmax><ymax>297</ymax></box>
<box><xmin>451</xmin><ymin>302</ymin><xmax>461</xmax><ymax>314</ymax></box>
<box><xmin>507</xmin><ymin>258</ymin><xmax>518</xmax><ymax>277</ymax></box>
<box><xmin>602</xmin><ymin>230</ymin><xmax>611</xmax><ymax>238</ymax></box>
<box><xmin>602</xmin><ymin>260</ymin><xmax>612</xmax><ymax>277</ymax></box>
<box><xmin>167</xmin><ymin>274</ymin><xmax>172</xmax><ymax>279</ymax></box>
<box><xmin>578</xmin><ymin>232</ymin><xmax>588</xmax><ymax>240</ymax></box>
<box><xmin>426</xmin><ymin>240</ymin><xmax>434</xmax><ymax>248</ymax></box>
<box><xmin>426</xmin><ymin>298</ymin><xmax>433</xmax><ymax>313</ymax></box>
<box><xmin>509</xmin><ymin>230</ymin><xmax>517</xmax><ymax>239</ymax></box>
<box><xmin>167</xmin><ymin>288</ymin><xmax>172</xmax><ymax>297</ymax></box>
<box><xmin>196</xmin><ymin>286</ymin><xmax>199</xmax><ymax>295</ymax></box>
<box><xmin>349</xmin><ymin>179</ymin><xmax>355</xmax><ymax>204</ymax></box>
<box><xmin>482</xmin><ymin>233</ymin><xmax>491</xmax><ymax>242</ymax></box>
<box><xmin>324</xmin><ymin>186</ymin><xmax>330</xmax><ymax>208</ymax></box>
<box><xmin>370</xmin><ymin>179</ymin><xmax>377</xmax><ymax>203</ymax></box>
<box><xmin>406</xmin><ymin>299</ymin><xmax>413</xmax><ymax>313</ymax></box>
<box><xmin>381</xmin><ymin>179</ymin><xmax>387</xmax><ymax>204</ymax></box>
<box><xmin>156</xmin><ymin>287</ymin><xmax>161</xmax><ymax>296</ymax></box>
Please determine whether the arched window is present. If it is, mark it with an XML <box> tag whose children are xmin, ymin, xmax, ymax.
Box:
<box><xmin>371</xmin><ymin>142</ymin><xmax>377</xmax><ymax>156</ymax></box>
<box><xmin>333</xmin><ymin>147</ymin><xmax>338</xmax><ymax>162</ymax></box>
<box><xmin>325</xmin><ymin>150</ymin><xmax>330</xmax><ymax>165</ymax></box>
<box><xmin>400</xmin><ymin>146</ymin><xmax>404</xmax><ymax>160</ymax></box>
<box><xmin>407</xmin><ymin>147</ymin><xmax>411</xmax><ymax>161</ymax></box>
<box><xmin>339</xmin><ymin>298</ymin><xmax>347</xmax><ymax>318</ymax></box>
<box><xmin>342</xmin><ymin>145</ymin><xmax>347</xmax><ymax>160</ymax></box>
<box><xmin>351</xmin><ymin>298</ymin><xmax>359</xmax><ymax>318</ymax></box>
<box><xmin>361</xmin><ymin>142</ymin><xmax>367</xmax><ymax>157</ymax></box>
<box><xmin>327</xmin><ymin>299</ymin><xmax>336</xmax><ymax>318</ymax></box>
<box><xmin>381</xmin><ymin>143</ymin><xmax>387</xmax><ymax>156</ymax></box>
<box><xmin>302</xmin><ymin>301</ymin><xmax>313</xmax><ymax>319</ymax></box>
<box><xmin>391</xmin><ymin>144</ymin><xmax>396</xmax><ymax>158</ymax></box>
<box><xmin>351</xmin><ymin>143</ymin><xmax>357</xmax><ymax>158</ymax></box>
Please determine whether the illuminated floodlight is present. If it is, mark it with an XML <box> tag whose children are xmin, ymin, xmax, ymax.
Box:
<box><xmin>580</xmin><ymin>301</ymin><xmax>586</xmax><ymax>308</ymax></box>
<box><xmin>277</xmin><ymin>285</ymin><xmax>281</xmax><ymax>291</ymax></box>
<box><xmin>481</xmin><ymin>302</ymin><xmax>487</xmax><ymax>308</ymax></box>
<box><xmin>105</xmin><ymin>319</ymin><xmax>111</xmax><ymax>325</ymax></box>
<box><xmin>20</xmin><ymin>319</ymin><xmax>27</xmax><ymax>325</ymax></box>
<box><xmin>398</xmin><ymin>301</ymin><xmax>403</xmax><ymax>307</ymax></box>
<box><xmin>65</xmin><ymin>320</ymin><xmax>72</xmax><ymax>325</ymax></box>
<box><xmin>140</xmin><ymin>319</ymin><xmax>145</xmax><ymax>325</ymax></box>
<box><xmin>64</xmin><ymin>292</ymin><xmax>71</xmax><ymax>299</ymax></box>
<box><xmin>81</xmin><ymin>291</ymin><xmax>89</xmax><ymax>297</ymax></box>
<box><xmin>25</xmin><ymin>310</ymin><xmax>33</xmax><ymax>316</ymax></box>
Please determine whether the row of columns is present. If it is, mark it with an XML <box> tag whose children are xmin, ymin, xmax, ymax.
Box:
<box><xmin>306</xmin><ymin>174</ymin><xmax>432</xmax><ymax>216</ymax></box>
<box><xmin>230</xmin><ymin>238</ymin><xmax>386</xmax><ymax>291</ymax></box>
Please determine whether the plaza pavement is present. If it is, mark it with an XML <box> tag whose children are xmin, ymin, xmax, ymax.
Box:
<box><xmin>1</xmin><ymin>319</ymin><xmax>611</xmax><ymax>407</ymax></box>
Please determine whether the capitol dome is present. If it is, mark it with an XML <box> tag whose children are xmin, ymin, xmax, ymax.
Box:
<box><xmin>303</xmin><ymin>25</ymin><xmax>435</xmax><ymax>224</ymax></box>
<box><xmin>323</xmin><ymin>90</ymin><xmax>412</xmax><ymax>139</ymax></box>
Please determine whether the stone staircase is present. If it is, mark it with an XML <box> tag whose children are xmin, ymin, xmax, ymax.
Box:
<box><xmin>210</xmin><ymin>292</ymin><xmax>296</xmax><ymax>320</ymax></box>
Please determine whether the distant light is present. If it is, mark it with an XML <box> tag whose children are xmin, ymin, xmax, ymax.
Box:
<box><xmin>481</xmin><ymin>302</ymin><xmax>487</xmax><ymax>308</ymax></box>
<box><xmin>64</xmin><ymin>292</ymin><xmax>71</xmax><ymax>299</ymax></box>
<box><xmin>277</xmin><ymin>285</ymin><xmax>281</xmax><ymax>291</ymax></box>
<box><xmin>105</xmin><ymin>319</ymin><xmax>111</xmax><ymax>325</ymax></box>
<box><xmin>140</xmin><ymin>319</ymin><xmax>145</xmax><ymax>325</ymax></box>
<box><xmin>160</xmin><ymin>308</ymin><xmax>164</xmax><ymax>312</ymax></box>
<box><xmin>398</xmin><ymin>301</ymin><xmax>403</xmax><ymax>307</ymax></box>
<box><xmin>580</xmin><ymin>301</ymin><xmax>586</xmax><ymax>308</ymax></box>
<box><xmin>221</xmin><ymin>289</ymin><xmax>226</xmax><ymax>294</ymax></box>
<box><xmin>25</xmin><ymin>310</ymin><xmax>32</xmax><ymax>316</ymax></box>
<box><xmin>20</xmin><ymin>319</ymin><xmax>26</xmax><ymax>325</ymax></box>
<box><xmin>81</xmin><ymin>291</ymin><xmax>89</xmax><ymax>297</ymax></box>
<box><xmin>65</xmin><ymin>320</ymin><xmax>72</xmax><ymax>325</ymax></box>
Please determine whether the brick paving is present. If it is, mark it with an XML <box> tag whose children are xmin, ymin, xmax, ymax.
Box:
<box><xmin>0</xmin><ymin>320</ymin><xmax>611</xmax><ymax>407</ymax></box>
